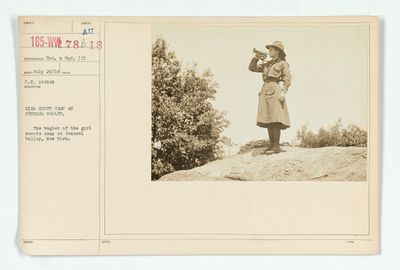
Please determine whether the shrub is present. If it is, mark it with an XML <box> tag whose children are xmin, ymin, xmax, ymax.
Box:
<box><xmin>239</xmin><ymin>139</ymin><xmax>269</xmax><ymax>154</ymax></box>
<box><xmin>296</xmin><ymin>118</ymin><xmax>367</xmax><ymax>148</ymax></box>
<box><xmin>238</xmin><ymin>139</ymin><xmax>291</xmax><ymax>154</ymax></box>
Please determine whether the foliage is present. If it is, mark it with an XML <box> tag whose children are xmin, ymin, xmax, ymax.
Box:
<box><xmin>238</xmin><ymin>139</ymin><xmax>269</xmax><ymax>154</ymax></box>
<box><xmin>151</xmin><ymin>38</ymin><xmax>229</xmax><ymax>180</ymax></box>
<box><xmin>296</xmin><ymin>118</ymin><xmax>367</xmax><ymax>148</ymax></box>
<box><xmin>238</xmin><ymin>139</ymin><xmax>291</xmax><ymax>154</ymax></box>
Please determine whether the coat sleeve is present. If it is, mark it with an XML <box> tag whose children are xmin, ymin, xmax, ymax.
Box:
<box><xmin>248</xmin><ymin>57</ymin><xmax>263</xmax><ymax>73</ymax></box>
<box><xmin>281</xmin><ymin>61</ymin><xmax>291</xmax><ymax>93</ymax></box>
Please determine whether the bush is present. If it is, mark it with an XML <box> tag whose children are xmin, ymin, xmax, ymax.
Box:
<box><xmin>151</xmin><ymin>38</ymin><xmax>229</xmax><ymax>180</ymax></box>
<box><xmin>296</xmin><ymin>118</ymin><xmax>367</xmax><ymax>148</ymax></box>
<box><xmin>238</xmin><ymin>139</ymin><xmax>291</xmax><ymax>154</ymax></box>
<box><xmin>239</xmin><ymin>139</ymin><xmax>269</xmax><ymax>154</ymax></box>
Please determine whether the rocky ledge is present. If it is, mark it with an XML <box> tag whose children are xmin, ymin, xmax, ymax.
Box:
<box><xmin>158</xmin><ymin>146</ymin><xmax>367</xmax><ymax>181</ymax></box>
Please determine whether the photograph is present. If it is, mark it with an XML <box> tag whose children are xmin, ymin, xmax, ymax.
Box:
<box><xmin>151</xmin><ymin>23</ymin><xmax>369</xmax><ymax>181</ymax></box>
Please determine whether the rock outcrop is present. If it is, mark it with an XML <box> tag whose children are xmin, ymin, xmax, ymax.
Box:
<box><xmin>158</xmin><ymin>146</ymin><xmax>367</xmax><ymax>181</ymax></box>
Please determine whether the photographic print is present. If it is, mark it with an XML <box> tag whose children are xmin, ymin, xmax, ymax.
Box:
<box><xmin>151</xmin><ymin>23</ymin><xmax>369</xmax><ymax>181</ymax></box>
<box><xmin>18</xmin><ymin>16</ymin><xmax>379</xmax><ymax>255</ymax></box>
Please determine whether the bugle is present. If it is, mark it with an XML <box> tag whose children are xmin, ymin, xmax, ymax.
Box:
<box><xmin>253</xmin><ymin>48</ymin><xmax>268</xmax><ymax>60</ymax></box>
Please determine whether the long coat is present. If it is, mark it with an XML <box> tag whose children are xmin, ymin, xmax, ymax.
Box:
<box><xmin>249</xmin><ymin>57</ymin><xmax>291</xmax><ymax>129</ymax></box>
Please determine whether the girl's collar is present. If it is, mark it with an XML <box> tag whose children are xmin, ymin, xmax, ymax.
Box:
<box><xmin>267</xmin><ymin>58</ymin><xmax>281</xmax><ymax>66</ymax></box>
<box><xmin>272</xmin><ymin>57</ymin><xmax>281</xmax><ymax>63</ymax></box>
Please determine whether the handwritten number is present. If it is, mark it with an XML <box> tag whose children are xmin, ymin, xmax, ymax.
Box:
<box><xmin>73</xmin><ymin>40</ymin><xmax>79</xmax><ymax>49</ymax></box>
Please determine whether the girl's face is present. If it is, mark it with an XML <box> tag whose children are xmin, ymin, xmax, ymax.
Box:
<box><xmin>268</xmin><ymin>47</ymin><xmax>279</xmax><ymax>58</ymax></box>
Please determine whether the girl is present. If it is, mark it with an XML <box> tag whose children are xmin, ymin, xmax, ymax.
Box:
<box><xmin>249</xmin><ymin>41</ymin><xmax>291</xmax><ymax>154</ymax></box>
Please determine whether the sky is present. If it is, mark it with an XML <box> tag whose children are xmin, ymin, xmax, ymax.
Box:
<box><xmin>151</xmin><ymin>23</ymin><xmax>369</xmax><ymax>146</ymax></box>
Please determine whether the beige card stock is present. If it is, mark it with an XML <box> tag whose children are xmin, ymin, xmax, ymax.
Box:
<box><xmin>18</xmin><ymin>16</ymin><xmax>379</xmax><ymax>255</ymax></box>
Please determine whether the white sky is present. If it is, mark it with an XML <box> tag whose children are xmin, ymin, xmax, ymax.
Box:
<box><xmin>152</xmin><ymin>23</ymin><xmax>369</xmax><ymax>145</ymax></box>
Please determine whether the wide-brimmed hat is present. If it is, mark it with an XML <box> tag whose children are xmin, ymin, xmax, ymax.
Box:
<box><xmin>266</xmin><ymin>41</ymin><xmax>286</xmax><ymax>57</ymax></box>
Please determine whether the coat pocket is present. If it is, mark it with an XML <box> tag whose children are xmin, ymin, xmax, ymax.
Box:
<box><xmin>263</xmin><ymin>83</ymin><xmax>275</xmax><ymax>96</ymax></box>
<box><xmin>265</xmin><ymin>89</ymin><xmax>275</xmax><ymax>96</ymax></box>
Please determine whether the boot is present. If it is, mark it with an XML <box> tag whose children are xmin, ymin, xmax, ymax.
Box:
<box><xmin>266</xmin><ymin>127</ymin><xmax>274</xmax><ymax>151</ymax></box>
<box><xmin>271</xmin><ymin>124</ymin><xmax>282</xmax><ymax>154</ymax></box>
<box><xmin>271</xmin><ymin>142</ymin><xmax>281</xmax><ymax>154</ymax></box>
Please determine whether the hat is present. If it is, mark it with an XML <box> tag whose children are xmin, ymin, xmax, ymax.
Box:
<box><xmin>266</xmin><ymin>41</ymin><xmax>286</xmax><ymax>57</ymax></box>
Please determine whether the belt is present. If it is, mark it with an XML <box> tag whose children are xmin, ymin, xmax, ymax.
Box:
<box><xmin>263</xmin><ymin>76</ymin><xmax>279</xmax><ymax>83</ymax></box>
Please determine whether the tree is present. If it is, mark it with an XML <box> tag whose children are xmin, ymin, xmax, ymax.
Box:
<box><xmin>151</xmin><ymin>38</ymin><xmax>229</xmax><ymax>180</ymax></box>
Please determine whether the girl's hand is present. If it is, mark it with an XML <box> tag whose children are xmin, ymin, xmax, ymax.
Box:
<box><xmin>254</xmin><ymin>54</ymin><xmax>262</xmax><ymax>60</ymax></box>
<box><xmin>278</xmin><ymin>88</ymin><xmax>286</xmax><ymax>102</ymax></box>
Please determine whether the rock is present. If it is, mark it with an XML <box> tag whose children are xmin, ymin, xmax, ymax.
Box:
<box><xmin>158</xmin><ymin>146</ymin><xmax>368</xmax><ymax>181</ymax></box>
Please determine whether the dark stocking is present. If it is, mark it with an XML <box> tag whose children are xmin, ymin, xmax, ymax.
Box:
<box><xmin>267</xmin><ymin>127</ymin><xmax>274</xmax><ymax>145</ymax></box>
<box><xmin>273</xmin><ymin>123</ymin><xmax>281</xmax><ymax>145</ymax></box>
<box><xmin>271</xmin><ymin>123</ymin><xmax>282</xmax><ymax>153</ymax></box>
